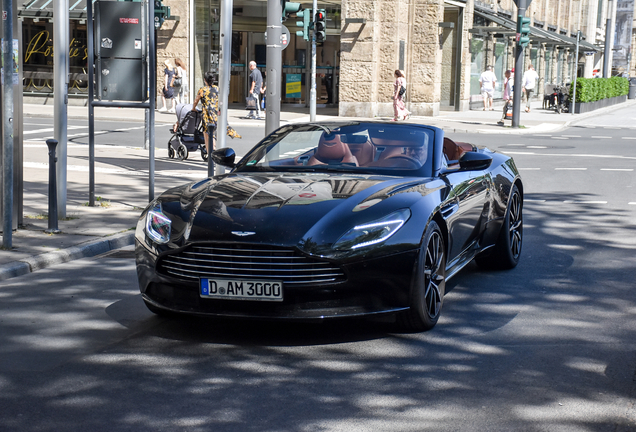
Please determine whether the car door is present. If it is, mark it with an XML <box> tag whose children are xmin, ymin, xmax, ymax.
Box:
<box><xmin>440</xmin><ymin>168</ymin><xmax>491</xmax><ymax>265</ymax></box>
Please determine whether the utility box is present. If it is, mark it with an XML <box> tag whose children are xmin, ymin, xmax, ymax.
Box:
<box><xmin>95</xmin><ymin>1</ymin><xmax>146</xmax><ymax>102</ymax></box>
<box><xmin>629</xmin><ymin>78</ymin><xmax>636</xmax><ymax>100</ymax></box>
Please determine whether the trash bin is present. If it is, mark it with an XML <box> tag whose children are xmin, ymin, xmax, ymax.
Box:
<box><xmin>629</xmin><ymin>78</ymin><xmax>636</xmax><ymax>99</ymax></box>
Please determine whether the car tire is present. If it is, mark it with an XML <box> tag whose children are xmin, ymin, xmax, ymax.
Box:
<box><xmin>177</xmin><ymin>144</ymin><xmax>188</xmax><ymax>161</ymax></box>
<box><xmin>475</xmin><ymin>184</ymin><xmax>523</xmax><ymax>270</ymax></box>
<box><xmin>397</xmin><ymin>220</ymin><xmax>446</xmax><ymax>332</ymax></box>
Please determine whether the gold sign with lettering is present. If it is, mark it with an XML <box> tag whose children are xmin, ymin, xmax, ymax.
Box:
<box><xmin>25</xmin><ymin>30</ymin><xmax>88</xmax><ymax>63</ymax></box>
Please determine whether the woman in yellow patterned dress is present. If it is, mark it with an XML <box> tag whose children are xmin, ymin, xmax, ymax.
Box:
<box><xmin>191</xmin><ymin>71</ymin><xmax>241</xmax><ymax>154</ymax></box>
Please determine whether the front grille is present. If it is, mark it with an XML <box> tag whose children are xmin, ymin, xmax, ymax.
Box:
<box><xmin>157</xmin><ymin>244</ymin><xmax>345</xmax><ymax>286</ymax></box>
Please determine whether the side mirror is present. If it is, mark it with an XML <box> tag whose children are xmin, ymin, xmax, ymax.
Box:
<box><xmin>211</xmin><ymin>148</ymin><xmax>236</xmax><ymax>168</ymax></box>
<box><xmin>458</xmin><ymin>151</ymin><xmax>492</xmax><ymax>171</ymax></box>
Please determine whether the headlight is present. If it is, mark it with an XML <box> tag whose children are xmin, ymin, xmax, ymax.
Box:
<box><xmin>145</xmin><ymin>203</ymin><xmax>171</xmax><ymax>244</ymax></box>
<box><xmin>333</xmin><ymin>208</ymin><xmax>411</xmax><ymax>250</ymax></box>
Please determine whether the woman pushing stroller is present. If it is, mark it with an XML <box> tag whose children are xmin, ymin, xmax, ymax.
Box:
<box><xmin>191</xmin><ymin>71</ymin><xmax>241</xmax><ymax>155</ymax></box>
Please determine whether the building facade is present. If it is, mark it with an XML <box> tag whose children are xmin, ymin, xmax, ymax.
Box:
<box><xmin>18</xmin><ymin>0</ymin><xmax>636</xmax><ymax>114</ymax></box>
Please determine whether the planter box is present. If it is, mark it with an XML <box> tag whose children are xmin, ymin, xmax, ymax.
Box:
<box><xmin>571</xmin><ymin>95</ymin><xmax>627</xmax><ymax>114</ymax></box>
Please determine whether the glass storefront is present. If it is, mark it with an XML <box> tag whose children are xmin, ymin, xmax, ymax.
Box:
<box><xmin>492</xmin><ymin>37</ymin><xmax>508</xmax><ymax>99</ymax></box>
<box><xmin>193</xmin><ymin>0</ymin><xmax>340</xmax><ymax>105</ymax></box>
<box><xmin>23</xmin><ymin>18</ymin><xmax>88</xmax><ymax>96</ymax></box>
<box><xmin>545</xmin><ymin>47</ymin><xmax>553</xmax><ymax>84</ymax></box>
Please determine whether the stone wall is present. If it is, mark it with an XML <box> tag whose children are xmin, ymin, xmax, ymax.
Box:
<box><xmin>156</xmin><ymin>0</ymin><xmax>190</xmax><ymax>106</ymax></box>
<box><xmin>339</xmin><ymin>0</ymin><xmax>445</xmax><ymax>117</ymax></box>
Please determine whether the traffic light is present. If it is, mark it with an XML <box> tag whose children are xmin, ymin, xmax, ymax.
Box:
<box><xmin>154</xmin><ymin>0</ymin><xmax>170</xmax><ymax>29</ymax></box>
<box><xmin>296</xmin><ymin>9</ymin><xmax>313</xmax><ymax>41</ymax></box>
<box><xmin>517</xmin><ymin>15</ymin><xmax>531</xmax><ymax>47</ymax></box>
<box><xmin>282</xmin><ymin>1</ymin><xmax>302</xmax><ymax>21</ymax></box>
<box><xmin>314</xmin><ymin>9</ymin><xmax>326</xmax><ymax>43</ymax></box>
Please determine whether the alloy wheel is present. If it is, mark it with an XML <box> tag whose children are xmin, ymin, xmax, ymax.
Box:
<box><xmin>508</xmin><ymin>191</ymin><xmax>522</xmax><ymax>260</ymax></box>
<box><xmin>423</xmin><ymin>231</ymin><xmax>444</xmax><ymax>319</ymax></box>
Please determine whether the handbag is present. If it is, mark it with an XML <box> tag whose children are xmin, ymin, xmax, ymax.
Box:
<box><xmin>171</xmin><ymin>68</ymin><xmax>182</xmax><ymax>87</ymax></box>
<box><xmin>399</xmin><ymin>85</ymin><xmax>406</xmax><ymax>97</ymax></box>
<box><xmin>245</xmin><ymin>95</ymin><xmax>257</xmax><ymax>109</ymax></box>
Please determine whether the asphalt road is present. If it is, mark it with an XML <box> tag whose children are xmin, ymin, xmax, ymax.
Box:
<box><xmin>23</xmin><ymin>114</ymin><xmax>268</xmax><ymax>155</ymax></box>
<box><xmin>4</xmin><ymin>107</ymin><xmax>636</xmax><ymax>431</ymax></box>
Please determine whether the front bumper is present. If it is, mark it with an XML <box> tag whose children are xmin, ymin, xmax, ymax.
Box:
<box><xmin>136</xmin><ymin>240</ymin><xmax>418</xmax><ymax>320</ymax></box>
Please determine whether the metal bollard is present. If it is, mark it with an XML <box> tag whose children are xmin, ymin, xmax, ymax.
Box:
<box><xmin>45</xmin><ymin>139</ymin><xmax>61</xmax><ymax>234</ymax></box>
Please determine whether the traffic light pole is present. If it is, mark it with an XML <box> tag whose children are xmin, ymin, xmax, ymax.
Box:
<box><xmin>512</xmin><ymin>0</ymin><xmax>527</xmax><ymax>128</ymax></box>
<box><xmin>265</xmin><ymin>0</ymin><xmax>283</xmax><ymax>135</ymax></box>
<box><xmin>309</xmin><ymin>0</ymin><xmax>317</xmax><ymax>122</ymax></box>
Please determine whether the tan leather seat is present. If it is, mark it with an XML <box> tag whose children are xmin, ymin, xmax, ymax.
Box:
<box><xmin>443</xmin><ymin>137</ymin><xmax>473</xmax><ymax>162</ymax></box>
<box><xmin>308</xmin><ymin>134</ymin><xmax>359</xmax><ymax>166</ymax></box>
<box><xmin>347</xmin><ymin>139</ymin><xmax>376</xmax><ymax>167</ymax></box>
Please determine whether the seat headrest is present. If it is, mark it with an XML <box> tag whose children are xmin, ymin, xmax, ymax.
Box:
<box><xmin>317</xmin><ymin>134</ymin><xmax>347</xmax><ymax>160</ymax></box>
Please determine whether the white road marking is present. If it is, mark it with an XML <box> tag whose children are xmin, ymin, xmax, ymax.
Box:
<box><xmin>551</xmin><ymin>137</ymin><xmax>569</xmax><ymax>140</ymax></box>
<box><xmin>23</xmin><ymin>162</ymin><xmax>205</xmax><ymax>179</ymax></box>
<box><xmin>525</xmin><ymin>199</ymin><xmax>546</xmax><ymax>202</ymax></box>
<box><xmin>600</xmin><ymin>168</ymin><xmax>634</xmax><ymax>172</ymax></box>
<box><xmin>561</xmin><ymin>135</ymin><xmax>581</xmax><ymax>138</ymax></box>
<box><xmin>504</xmin><ymin>151</ymin><xmax>636</xmax><ymax>160</ymax></box>
<box><xmin>629</xmin><ymin>202</ymin><xmax>636</xmax><ymax>205</ymax></box>
<box><xmin>622</xmin><ymin>137</ymin><xmax>636</xmax><ymax>140</ymax></box>
<box><xmin>24</xmin><ymin>126</ymin><xmax>86</xmax><ymax>135</ymax></box>
<box><xmin>591</xmin><ymin>136</ymin><xmax>611</xmax><ymax>139</ymax></box>
<box><xmin>563</xmin><ymin>200</ymin><xmax>608</xmax><ymax>204</ymax></box>
<box><xmin>533</xmin><ymin>134</ymin><xmax>553</xmax><ymax>137</ymax></box>
<box><xmin>527</xmin><ymin>146</ymin><xmax>548</xmax><ymax>148</ymax></box>
<box><xmin>43</xmin><ymin>126</ymin><xmax>146</xmax><ymax>140</ymax></box>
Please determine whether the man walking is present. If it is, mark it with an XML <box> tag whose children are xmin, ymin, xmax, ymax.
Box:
<box><xmin>522</xmin><ymin>64</ymin><xmax>539</xmax><ymax>112</ymax></box>
<box><xmin>479</xmin><ymin>66</ymin><xmax>497</xmax><ymax>111</ymax></box>
<box><xmin>247</xmin><ymin>61</ymin><xmax>263</xmax><ymax>119</ymax></box>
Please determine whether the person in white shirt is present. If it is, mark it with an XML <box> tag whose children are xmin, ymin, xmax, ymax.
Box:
<box><xmin>479</xmin><ymin>66</ymin><xmax>497</xmax><ymax>111</ymax></box>
<box><xmin>175</xmin><ymin>58</ymin><xmax>189</xmax><ymax>104</ymax></box>
<box><xmin>522</xmin><ymin>64</ymin><xmax>539</xmax><ymax>112</ymax></box>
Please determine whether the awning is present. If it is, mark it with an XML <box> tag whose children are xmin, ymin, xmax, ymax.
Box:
<box><xmin>473</xmin><ymin>5</ymin><xmax>600</xmax><ymax>52</ymax></box>
<box><xmin>19</xmin><ymin>0</ymin><xmax>92</xmax><ymax>19</ymax></box>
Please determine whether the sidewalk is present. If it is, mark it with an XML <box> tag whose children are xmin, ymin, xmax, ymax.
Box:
<box><xmin>3</xmin><ymin>98</ymin><xmax>634</xmax><ymax>281</ymax></box>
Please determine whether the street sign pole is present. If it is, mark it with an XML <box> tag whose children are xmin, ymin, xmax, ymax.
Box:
<box><xmin>53</xmin><ymin>0</ymin><xmax>69</xmax><ymax>217</ymax></box>
<box><xmin>265</xmin><ymin>0</ymin><xmax>282</xmax><ymax>135</ymax></box>
<box><xmin>512</xmin><ymin>0</ymin><xmax>527</xmax><ymax>128</ymax></box>
<box><xmin>215</xmin><ymin>0</ymin><xmax>233</xmax><ymax>176</ymax></box>
<box><xmin>2</xmin><ymin>0</ymin><xmax>14</xmax><ymax>247</ymax></box>
<box><xmin>572</xmin><ymin>30</ymin><xmax>580</xmax><ymax>115</ymax></box>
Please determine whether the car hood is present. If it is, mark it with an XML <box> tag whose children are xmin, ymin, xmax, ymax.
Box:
<box><xmin>158</xmin><ymin>172</ymin><xmax>442</xmax><ymax>247</ymax></box>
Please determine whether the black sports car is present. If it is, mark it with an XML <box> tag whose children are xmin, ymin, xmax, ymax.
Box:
<box><xmin>135</xmin><ymin>122</ymin><xmax>523</xmax><ymax>331</ymax></box>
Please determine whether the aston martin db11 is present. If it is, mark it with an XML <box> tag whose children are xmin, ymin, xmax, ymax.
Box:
<box><xmin>135</xmin><ymin>122</ymin><xmax>523</xmax><ymax>331</ymax></box>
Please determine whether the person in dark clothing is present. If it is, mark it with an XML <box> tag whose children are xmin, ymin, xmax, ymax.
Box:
<box><xmin>160</xmin><ymin>59</ymin><xmax>176</xmax><ymax>113</ymax></box>
<box><xmin>247</xmin><ymin>61</ymin><xmax>263</xmax><ymax>119</ymax></box>
<box><xmin>323</xmin><ymin>68</ymin><xmax>333</xmax><ymax>104</ymax></box>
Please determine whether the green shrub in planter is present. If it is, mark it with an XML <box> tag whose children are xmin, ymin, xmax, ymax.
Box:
<box><xmin>570</xmin><ymin>77</ymin><xmax>629</xmax><ymax>103</ymax></box>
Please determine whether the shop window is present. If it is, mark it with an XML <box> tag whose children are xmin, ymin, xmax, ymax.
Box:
<box><xmin>470</xmin><ymin>36</ymin><xmax>484</xmax><ymax>96</ymax></box>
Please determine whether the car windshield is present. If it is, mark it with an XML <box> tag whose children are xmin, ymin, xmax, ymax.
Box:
<box><xmin>235</xmin><ymin>123</ymin><xmax>435</xmax><ymax>176</ymax></box>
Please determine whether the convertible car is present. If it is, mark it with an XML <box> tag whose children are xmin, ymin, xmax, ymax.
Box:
<box><xmin>135</xmin><ymin>122</ymin><xmax>523</xmax><ymax>331</ymax></box>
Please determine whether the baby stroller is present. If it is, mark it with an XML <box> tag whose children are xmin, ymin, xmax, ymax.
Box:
<box><xmin>168</xmin><ymin>103</ymin><xmax>208</xmax><ymax>161</ymax></box>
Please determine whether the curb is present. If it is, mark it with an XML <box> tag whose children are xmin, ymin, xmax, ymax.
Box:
<box><xmin>0</xmin><ymin>231</ymin><xmax>135</xmax><ymax>282</ymax></box>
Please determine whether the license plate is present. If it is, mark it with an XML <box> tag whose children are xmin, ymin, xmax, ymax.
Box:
<box><xmin>200</xmin><ymin>278</ymin><xmax>284</xmax><ymax>302</ymax></box>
